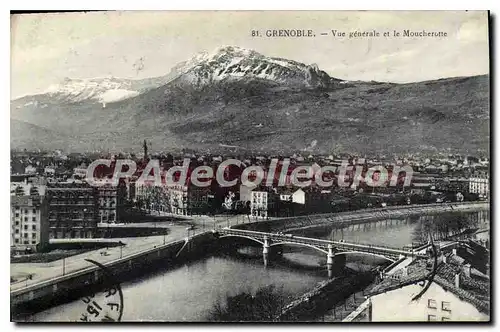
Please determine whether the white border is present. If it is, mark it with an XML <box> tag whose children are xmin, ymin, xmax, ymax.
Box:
<box><xmin>3</xmin><ymin>1</ymin><xmax>498</xmax><ymax>331</ymax></box>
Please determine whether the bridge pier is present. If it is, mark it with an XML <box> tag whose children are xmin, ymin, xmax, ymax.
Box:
<box><xmin>263</xmin><ymin>236</ymin><xmax>270</xmax><ymax>267</ymax></box>
<box><xmin>327</xmin><ymin>244</ymin><xmax>334</xmax><ymax>278</ymax></box>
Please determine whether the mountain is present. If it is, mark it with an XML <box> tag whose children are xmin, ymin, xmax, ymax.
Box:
<box><xmin>14</xmin><ymin>75</ymin><xmax>172</xmax><ymax>106</ymax></box>
<box><xmin>169</xmin><ymin>46</ymin><xmax>341</xmax><ymax>89</ymax></box>
<box><xmin>11</xmin><ymin>119</ymin><xmax>73</xmax><ymax>150</ymax></box>
<box><xmin>10</xmin><ymin>47</ymin><xmax>490</xmax><ymax>155</ymax></box>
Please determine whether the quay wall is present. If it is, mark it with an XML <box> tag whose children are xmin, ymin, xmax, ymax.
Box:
<box><xmin>277</xmin><ymin>270</ymin><xmax>376</xmax><ymax>321</ymax></box>
<box><xmin>11</xmin><ymin>232</ymin><xmax>217</xmax><ymax>315</ymax></box>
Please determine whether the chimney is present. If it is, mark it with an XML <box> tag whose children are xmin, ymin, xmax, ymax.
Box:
<box><xmin>442</xmin><ymin>254</ymin><xmax>447</xmax><ymax>264</ymax></box>
<box><xmin>452</xmin><ymin>248</ymin><xmax>457</xmax><ymax>256</ymax></box>
<box><xmin>401</xmin><ymin>266</ymin><xmax>408</xmax><ymax>277</ymax></box>
<box><xmin>454</xmin><ymin>273</ymin><xmax>460</xmax><ymax>289</ymax></box>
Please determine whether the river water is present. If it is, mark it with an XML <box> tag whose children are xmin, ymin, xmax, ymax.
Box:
<box><xmin>28</xmin><ymin>210</ymin><xmax>489</xmax><ymax>322</ymax></box>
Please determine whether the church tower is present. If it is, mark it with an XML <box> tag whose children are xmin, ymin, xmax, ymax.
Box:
<box><xmin>143</xmin><ymin>139</ymin><xmax>148</xmax><ymax>160</ymax></box>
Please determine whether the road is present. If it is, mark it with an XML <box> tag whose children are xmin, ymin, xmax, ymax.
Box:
<box><xmin>10</xmin><ymin>214</ymin><xmax>249</xmax><ymax>292</ymax></box>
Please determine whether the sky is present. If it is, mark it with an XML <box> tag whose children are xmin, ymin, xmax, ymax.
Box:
<box><xmin>11</xmin><ymin>10</ymin><xmax>489</xmax><ymax>99</ymax></box>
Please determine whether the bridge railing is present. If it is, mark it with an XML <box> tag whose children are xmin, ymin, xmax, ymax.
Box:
<box><xmin>218</xmin><ymin>229</ymin><xmax>425</xmax><ymax>257</ymax></box>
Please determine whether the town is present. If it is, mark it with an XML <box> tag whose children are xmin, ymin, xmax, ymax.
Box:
<box><xmin>10</xmin><ymin>142</ymin><xmax>490</xmax><ymax>322</ymax></box>
<box><xmin>9</xmin><ymin>10</ymin><xmax>490</xmax><ymax>323</ymax></box>
<box><xmin>10</xmin><ymin>141</ymin><xmax>489</xmax><ymax>252</ymax></box>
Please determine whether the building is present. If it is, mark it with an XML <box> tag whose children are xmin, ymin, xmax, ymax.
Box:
<box><xmin>135</xmin><ymin>181</ymin><xmax>210</xmax><ymax>216</ymax></box>
<box><xmin>250</xmin><ymin>189</ymin><xmax>278</xmax><ymax>219</ymax></box>
<box><xmin>410</xmin><ymin>173</ymin><xmax>437</xmax><ymax>194</ymax></box>
<box><xmin>97</xmin><ymin>182</ymin><xmax>127</xmax><ymax>224</ymax></box>
<box><xmin>73</xmin><ymin>163</ymin><xmax>88</xmax><ymax>180</ymax></box>
<box><xmin>364</xmin><ymin>253</ymin><xmax>490</xmax><ymax>322</ymax></box>
<box><xmin>279</xmin><ymin>191</ymin><xmax>293</xmax><ymax>202</ymax></box>
<box><xmin>276</xmin><ymin>187</ymin><xmax>308</xmax><ymax>205</ymax></box>
<box><xmin>167</xmin><ymin>184</ymin><xmax>188</xmax><ymax>215</ymax></box>
<box><xmin>24</xmin><ymin>165</ymin><xmax>37</xmax><ymax>174</ymax></box>
<box><xmin>167</xmin><ymin>183</ymin><xmax>210</xmax><ymax>216</ymax></box>
<box><xmin>188</xmin><ymin>185</ymin><xmax>211</xmax><ymax>215</ymax></box>
<box><xmin>239</xmin><ymin>183</ymin><xmax>257</xmax><ymax>203</ymax></box>
<box><xmin>46</xmin><ymin>181</ymin><xmax>99</xmax><ymax>239</ymax></box>
<box><xmin>11</xmin><ymin>195</ymin><xmax>49</xmax><ymax>253</ymax></box>
<box><xmin>438</xmin><ymin>178</ymin><xmax>469</xmax><ymax>195</ymax></box>
<box><xmin>135</xmin><ymin>181</ymin><xmax>169</xmax><ymax>213</ymax></box>
<box><xmin>11</xmin><ymin>181</ymin><xmax>47</xmax><ymax>197</ymax></box>
<box><xmin>44</xmin><ymin>165</ymin><xmax>56</xmax><ymax>177</ymax></box>
<box><xmin>292</xmin><ymin>188</ymin><xmax>306</xmax><ymax>204</ymax></box>
<box><xmin>469</xmin><ymin>175</ymin><xmax>489</xmax><ymax>198</ymax></box>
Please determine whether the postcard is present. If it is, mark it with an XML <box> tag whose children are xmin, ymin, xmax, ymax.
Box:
<box><xmin>10</xmin><ymin>10</ymin><xmax>490</xmax><ymax>322</ymax></box>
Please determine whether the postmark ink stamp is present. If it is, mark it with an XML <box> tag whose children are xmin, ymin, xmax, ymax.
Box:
<box><xmin>77</xmin><ymin>259</ymin><xmax>124</xmax><ymax>322</ymax></box>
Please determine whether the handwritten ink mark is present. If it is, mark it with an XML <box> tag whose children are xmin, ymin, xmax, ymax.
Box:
<box><xmin>411</xmin><ymin>235</ymin><xmax>438</xmax><ymax>302</ymax></box>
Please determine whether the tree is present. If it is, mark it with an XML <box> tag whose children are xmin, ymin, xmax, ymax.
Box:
<box><xmin>207</xmin><ymin>285</ymin><xmax>286</xmax><ymax>322</ymax></box>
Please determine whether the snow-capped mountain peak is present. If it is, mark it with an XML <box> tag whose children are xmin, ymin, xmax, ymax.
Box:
<box><xmin>22</xmin><ymin>46</ymin><xmax>340</xmax><ymax>105</ymax></box>
<box><xmin>171</xmin><ymin>46</ymin><xmax>341</xmax><ymax>88</ymax></box>
<box><xmin>44</xmin><ymin>77</ymin><xmax>140</xmax><ymax>104</ymax></box>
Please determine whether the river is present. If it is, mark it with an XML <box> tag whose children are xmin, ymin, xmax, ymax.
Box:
<box><xmin>27</xmin><ymin>210</ymin><xmax>489</xmax><ymax>322</ymax></box>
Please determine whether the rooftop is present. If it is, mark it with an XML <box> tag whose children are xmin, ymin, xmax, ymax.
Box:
<box><xmin>367</xmin><ymin>249</ymin><xmax>490</xmax><ymax>314</ymax></box>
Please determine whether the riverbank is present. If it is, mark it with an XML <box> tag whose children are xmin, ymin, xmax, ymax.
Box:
<box><xmin>234</xmin><ymin>201</ymin><xmax>489</xmax><ymax>233</ymax></box>
<box><xmin>277</xmin><ymin>269</ymin><xmax>376</xmax><ymax>321</ymax></box>
<box><xmin>13</xmin><ymin>205</ymin><xmax>488</xmax><ymax>321</ymax></box>
<box><xmin>11</xmin><ymin>232</ymin><xmax>218</xmax><ymax>319</ymax></box>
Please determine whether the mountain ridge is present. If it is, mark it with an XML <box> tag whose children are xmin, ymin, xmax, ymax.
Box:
<box><xmin>10</xmin><ymin>47</ymin><xmax>490</xmax><ymax>155</ymax></box>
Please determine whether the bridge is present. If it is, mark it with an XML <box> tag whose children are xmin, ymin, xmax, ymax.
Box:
<box><xmin>215</xmin><ymin>228</ymin><xmax>428</xmax><ymax>275</ymax></box>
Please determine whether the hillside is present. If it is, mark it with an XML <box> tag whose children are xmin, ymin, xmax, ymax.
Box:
<box><xmin>10</xmin><ymin>47</ymin><xmax>490</xmax><ymax>155</ymax></box>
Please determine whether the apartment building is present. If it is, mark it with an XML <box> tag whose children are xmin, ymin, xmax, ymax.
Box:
<box><xmin>167</xmin><ymin>183</ymin><xmax>210</xmax><ymax>216</ymax></box>
<box><xmin>97</xmin><ymin>182</ymin><xmax>127</xmax><ymax>224</ymax></box>
<box><xmin>46</xmin><ymin>181</ymin><xmax>99</xmax><ymax>239</ymax></box>
<box><xmin>250</xmin><ymin>189</ymin><xmax>278</xmax><ymax>219</ymax></box>
<box><xmin>469</xmin><ymin>174</ymin><xmax>489</xmax><ymax>198</ymax></box>
<box><xmin>11</xmin><ymin>195</ymin><xmax>49</xmax><ymax>253</ymax></box>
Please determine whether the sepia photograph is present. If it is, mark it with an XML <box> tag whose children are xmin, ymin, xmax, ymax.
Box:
<box><xmin>9</xmin><ymin>10</ymin><xmax>490</xmax><ymax>322</ymax></box>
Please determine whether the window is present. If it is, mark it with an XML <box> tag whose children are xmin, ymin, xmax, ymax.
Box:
<box><xmin>24</xmin><ymin>225</ymin><xmax>28</xmax><ymax>230</ymax></box>
<box><xmin>32</xmin><ymin>225</ymin><xmax>36</xmax><ymax>231</ymax></box>
<box><xmin>24</xmin><ymin>233</ymin><xmax>28</xmax><ymax>238</ymax></box>
<box><xmin>24</xmin><ymin>217</ymin><xmax>28</xmax><ymax>221</ymax></box>
<box><xmin>15</xmin><ymin>221</ymin><xmax>19</xmax><ymax>226</ymax></box>
<box><xmin>14</xmin><ymin>239</ymin><xmax>19</xmax><ymax>244</ymax></box>
<box><xmin>15</xmin><ymin>229</ymin><xmax>19</xmax><ymax>234</ymax></box>
<box><xmin>31</xmin><ymin>240</ymin><xmax>37</xmax><ymax>244</ymax></box>
<box><xmin>442</xmin><ymin>301</ymin><xmax>451</xmax><ymax>312</ymax></box>
<box><xmin>23</xmin><ymin>240</ymin><xmax>29</xmax><ymax>245</ymax></box>
<box><xmin>428</xmin><ymin>299</ymin><xmax>437</xmax><ymax>309</ymax></box>
<box><xmin>428</xmin><ymin>315</ymin><xmax>437</xmax><ymax>321</ymax></box>
<box><xmin>15</xmin><ymin>213</ymin><xmax>19</xmax><ymax>217</ymax></box>
<box><xmin>32</xmin><ymin>233</ymin><xmax>36</xmax><ymax>238</ymax></box>
<box><xmin>24</xmin><ymin>209</ymin><xmax>28</xmax><ymax>213</ymax></box>
<box><xmin>32</xmin><ymin>217</ymin><xmax>36</xmax><ymax>221</ymax></box>
<box><xmin>442</xmin><ymin>317</ymin><xmax>450</xmax><ymax>321</ymax></box>
<box><xmin>32</xmin><ymin>209</ymin><xmax>36</xmax><ymax>213</ymax></box>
